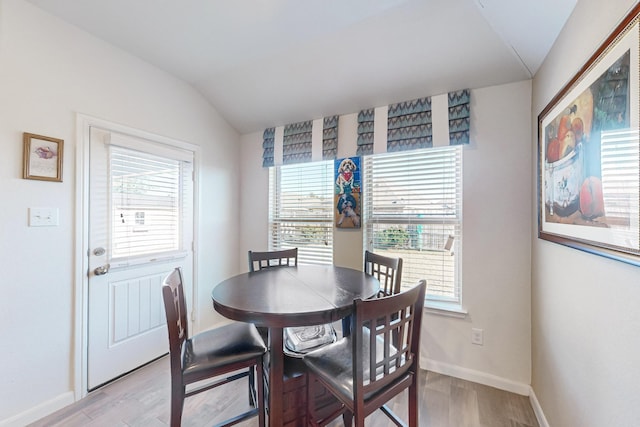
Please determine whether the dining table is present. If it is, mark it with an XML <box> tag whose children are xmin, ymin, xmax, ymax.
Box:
<box><xmin>211</xmin><ymin>264</ymin><xmax>380</xmax><ymax>427</ymax></box>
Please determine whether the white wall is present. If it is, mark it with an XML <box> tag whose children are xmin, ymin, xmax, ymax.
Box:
<box><xmin>531</xmin><ymin>0</ymin><xmax>640</xmax><ymax>426</ymax></box>
<box><xmin>240</xmin><ymin>80</ymin><xmax>533</xmax><ymax>392</ymax></box>
<box><xmin>0</xmin><ymin>0</ymin><xmax>240</xmax><ymax>424</ymax></box>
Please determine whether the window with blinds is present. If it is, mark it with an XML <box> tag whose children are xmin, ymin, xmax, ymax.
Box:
<box><xmin>269</xmin><ymin>161</ymin><xmax>334</xmax><ymax>265</ymax></box>
<box><xmin>363</xmin><ymin>146</ymin><xmax>462</xmax><ymax>305</ymax></box>
<box><xmin>110</xmin><ymin>145</ymin><xmax>193</xmax><ymax>264</ymax></box>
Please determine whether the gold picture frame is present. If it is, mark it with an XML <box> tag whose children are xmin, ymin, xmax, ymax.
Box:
<box><xmin>23</xmin><ymin>132</ymin><xmax>64</xmax><ymax>182</ymax></box>
<box><xmin>537</xmin><ymin>4</ymin><xmax>640</xmax><ymax>266</ymax></box>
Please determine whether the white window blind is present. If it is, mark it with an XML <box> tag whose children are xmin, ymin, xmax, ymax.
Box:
<box><xmin>110</xmin><ymin>145</ymin><xmax>193</xmax><ymax>264</ymax></box>
<box><xmin>363</xmin><ymin>146</ymin><xmax>462</xmax><ymax>304</ymax></box>
<box><xmin>269</xmin><ymin>161</ymin><xmax>334</xmax><ymax>265</ymax></box>
<box><xmin>600</xmin><ymin>128</ymin><xmax>640</xmax><ymax>250</ymax></box>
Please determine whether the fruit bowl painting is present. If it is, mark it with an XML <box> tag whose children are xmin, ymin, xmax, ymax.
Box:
<box><xmin>538</xmin><ymin>4</ymin><xmax>640</xmax><ymax>267</ymax></box>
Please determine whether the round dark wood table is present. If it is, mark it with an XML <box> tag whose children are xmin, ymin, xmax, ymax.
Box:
<box><xmin>212</xmin><ymin>265</ymin><xmax>380</xmax><ymax>427</ymax></box>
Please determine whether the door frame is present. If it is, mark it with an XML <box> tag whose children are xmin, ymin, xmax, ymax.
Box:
<box><xmin>74</xmin><ymin>113</ymin><xmax>200</xmax><ymax>399</ymax></box>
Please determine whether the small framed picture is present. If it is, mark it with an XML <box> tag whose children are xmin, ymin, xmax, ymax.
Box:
<box><xmin>23</xmin><ymin>132</ymin><xmax>64</xmax><ymax>182</ymax></box>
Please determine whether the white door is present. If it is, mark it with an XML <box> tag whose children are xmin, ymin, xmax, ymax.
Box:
<box><xmin>87</xmin><ymin>126</ymin><xmax>194</xmax><ymax>389</ymax></box>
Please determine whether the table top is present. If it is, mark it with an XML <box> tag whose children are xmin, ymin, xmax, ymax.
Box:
<box><xmin>212</xmin><ymin>265</ymin><xmax>380</xmax><ymax>328</ymax></box>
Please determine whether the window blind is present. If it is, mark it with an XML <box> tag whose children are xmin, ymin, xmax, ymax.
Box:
<box><xmin>269</xmin><ymin>161</ymin><xmax>334</xmax><ymax>265</ymax></box>
<box><xmin>599</xmin><ymin>128</ymin><xmax>640</xmax><ymax>250</ymax></box>
<box><xmin>363</xmin><ymin>146</ymin><xmax>462</xmax><ymax>303</ymax></box>
<box><xmin>110</xmin><ymin>145</ymin><xmax>193</xmax><ymax>265</ymax></box>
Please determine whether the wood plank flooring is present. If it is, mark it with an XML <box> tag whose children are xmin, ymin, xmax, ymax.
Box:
<box><xmin>28</xmin><ymin>356</ymin><xmax>539</xmax><ymax>427</ymax></box>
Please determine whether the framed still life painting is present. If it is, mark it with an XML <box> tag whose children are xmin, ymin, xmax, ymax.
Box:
<box><xmin>538</xmin><ymin>4</ymin><xmax>640</xmax><ymax>266</ymax></box>
<box><xmin>334</xmin><ymin>156</ymin><xmax>361</xmax><ymax>228</ymax></box>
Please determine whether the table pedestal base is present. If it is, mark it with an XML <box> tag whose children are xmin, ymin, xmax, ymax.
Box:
<box><xmin>264</xmin><ymin>355</ymin><xmax>343</xmax><ymax>426</ymax></box>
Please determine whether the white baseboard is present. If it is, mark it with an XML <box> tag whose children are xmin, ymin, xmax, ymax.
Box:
<box><xmin>422</xmin><ymin>358</ymin><xmax>531</xmax><ymax>396</ymax></box>
<box><xmin>0</xmin><ymin>391</ymin><xmax>74</xmax><ymax>427</ymax></box>
<box><xmin>528</xmin><ymin>387</ymin><xmax>550</xmax><ymax>427</ymax></box>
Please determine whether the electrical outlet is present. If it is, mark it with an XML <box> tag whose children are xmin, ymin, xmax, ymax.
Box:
<box><xmin>471</xmin><ymin>328</ymin><xmax>483</xmax><ymax>345</ymax></box>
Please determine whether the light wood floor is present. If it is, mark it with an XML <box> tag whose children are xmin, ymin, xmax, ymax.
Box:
<box><xmin>29</xmin><ymin>356</ymin><xmax>539</xmax><ymax>427</ymax></box>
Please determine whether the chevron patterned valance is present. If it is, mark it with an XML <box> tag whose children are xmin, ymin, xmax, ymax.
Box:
<box><xmin>323</xmin><ymin>115</ymin><xmax>339</xmax><ymax>160</ymax></box>
<box><xmin>262</xmin><ymin>127</ymin><xmax>275</xmax><ymax>167</ymax></box>
<box><xmin>448</xmin><ymin>89</ymin><xmax>470</xmax><ymax>145</ymax></box>
<box><xmin>283</xmin><ymin>120</ymin><xmax>313</xmax><ymax>164</ymax></box>
<box><xmin>261</xmin><ymin>89</ymin><xmax>470</xmax><ymax>167</ymax></box>
<box><xmin>356</xmin><ymin>109</ymin><xmax>375</xmax><ymax>155</ymax></box>
<box><xmin>387</xmin><ymin>97</ymin><xmax>433</xmax><ymax>152</ymax></box>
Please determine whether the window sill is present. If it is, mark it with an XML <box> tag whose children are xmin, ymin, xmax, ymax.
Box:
<box><xmin>424</xmin><ymin>301</ymin><xmax>468</xmax><ymax>318</ymax></box>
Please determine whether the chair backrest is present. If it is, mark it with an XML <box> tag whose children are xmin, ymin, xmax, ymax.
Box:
<box><xmin>352</xmin><ymin>280</ymin><xmax>426</xmax><ymax>404</ymax></box>
<box><xmin>363</xmin><ymin>250</ymin><xmax>403</xmax><ymax>297</ymax></box>
<box><xmin>162</xmin><ymin>268</ymin><xmax>189</xmax><ymax>376</ymax></box>
<box><xmin>248</xmin><ymin>248</ymin><xmax>298</xmax><ymax>272</ymax></box>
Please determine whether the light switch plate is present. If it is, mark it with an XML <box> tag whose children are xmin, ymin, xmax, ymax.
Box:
<box><xmin>29</xmin><ymin>207</ymin><xmax>59</xmax><ymax>227</ymax></box>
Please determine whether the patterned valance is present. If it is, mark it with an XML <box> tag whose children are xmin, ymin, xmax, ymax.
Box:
<box><xmin>262</xmin><ymin>127</ymin><xmax>275</xmax><ymax>167</ymax></box>
<box><xmin>283</xmin><ymin>120</ymin><xmax>313</xmax><ymax>164</ymax></box>
<box><xmin>323</xmin><ymin>116</ymin><xmax>339</xmax><ymax>160</ymax></box>
<box><xmin>356</xmin><ymin>109</ymin><xmax>375</xmax><ymax>156</ymax></box>
<box><xmin>448</xmin><ymin>90</ymin><xmax>470</xmax><ymax>145</ymax></box>
<box><xmin>387</xmin><ymin>97</ymin><xmax>432</xmax><ymax>152</ymax></box>
<box><xmin>262</xmin><ymin>89</ymin><xmax>470</xmax><ymax>167</ymax></box>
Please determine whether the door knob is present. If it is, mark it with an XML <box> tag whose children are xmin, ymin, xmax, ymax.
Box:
<box><xmin>94</xmin><ymin>264</ymin><xmax>110</xmax><ymax>276</ymax></box>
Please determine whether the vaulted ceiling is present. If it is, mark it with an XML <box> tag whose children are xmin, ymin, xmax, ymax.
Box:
<box><xmin>27</xmin><ymin>0</ymin><xmax>577</xmax><ymax>134</ymax></box>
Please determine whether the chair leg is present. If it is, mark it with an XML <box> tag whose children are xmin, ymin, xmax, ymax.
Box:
<box><xmin>341</xmin><ymin>316</ymin><xmax>351</xmax><ymax>337</ymax></box>
<box><xmin>170</xmin><ymin>383</ymin><xmax>185</xmax><ymax>427</ymax></box>
<box><xmin>307</xmin><ymin>371</ymin><xmax>314</xmax><ymax>426</ymax></box>
<box><xmin>342</xmin><ymin>410</ymin><xmax>353</xmax><ymax>427</ymax></box>
<box><xmin>256</xmin><ymin>358</ymin><xmax>266</xmax><ymax>427</ymax></box>
<box><xmin>248</xmin><ymin>366</ymin><xmax>255</xmax><ymax>406</ymax></box>
<box><xmin>408</xmin><ymin>376</ymin><xmax>418</xmax><ymax>427</ymax></box>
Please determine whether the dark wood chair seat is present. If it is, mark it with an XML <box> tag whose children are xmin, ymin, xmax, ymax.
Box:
<box><xmin>303</xmin><ymin>280</ymin><xmax>426</xmax><ymax>427</ymax></box>
<box><xmin>182</xmin><ymin>322</ymin><xmax>266</xmax><ymax>380</ymax></box>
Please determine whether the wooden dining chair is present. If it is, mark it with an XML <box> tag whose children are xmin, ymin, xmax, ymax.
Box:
<box><xmin>248</xmin><ymin>248</ymin><xmax>298</xmax><ymax>272</ymax></box>
<box><xmin>364</xmin><ymin>250</ymin><xmax>403</xmax><ymax>297</ymax></box>
<box><xmin>162</xmin><ymin>268</ymin><xmax>266</xmax><ymax>427</ymax></box>
<box><xmin>303</xmin><ymin>280</ymin><xmax>426</xmax><ymax>427</ymax></box>
<box><xmin>343</xmin><ymin>250</ymin><xmax>403</xmax><ymax>336</ymax></box>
